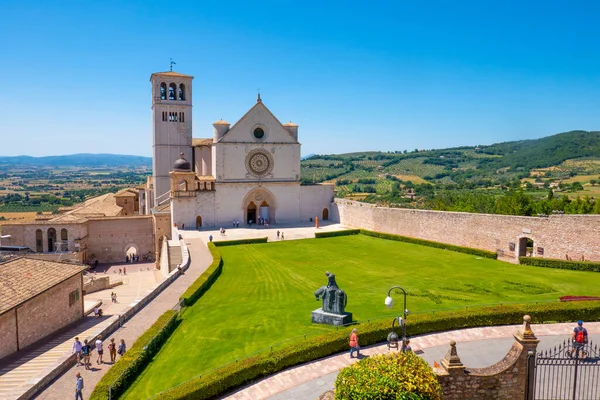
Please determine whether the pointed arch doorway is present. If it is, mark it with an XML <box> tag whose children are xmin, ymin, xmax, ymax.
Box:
<box><xmin>243</xmin><ymin>188</ymin><xmax>276</xmax><ymax>225</ymax></box>
<box><xmin>247</xmin><ymin>202</ymin><xmax>257</xmax><ymax>224</ymax></box>
<box><xmin>196</xmin><ymin>215</ymin><xmax>202</xmax><ymax>229</ymax></box>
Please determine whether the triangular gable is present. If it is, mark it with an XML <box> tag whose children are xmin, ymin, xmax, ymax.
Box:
<box><xmin>218</xmin><ymin>101</ymin><xmax>298</xmax><ymax>143</ymax></box>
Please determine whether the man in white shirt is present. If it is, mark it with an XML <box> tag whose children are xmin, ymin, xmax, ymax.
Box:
<box><xmin>72</xmin><ymin>337</ymin><xmax>83</xmax><ymax>366</ymax></box>
<box><xmin>95</xmin><ymin>335</ymin><xmax>104</xmax><ymax>364</ymax></box>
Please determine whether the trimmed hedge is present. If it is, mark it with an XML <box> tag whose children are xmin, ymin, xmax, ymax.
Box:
<box><xmin>213</xmin><ymin>237</ymin><xmax>269</xmax><ymax>247</ymax></box>
<box><xmin>520</xmin><ymin>257</ymin><xmax>600</xmax><ymax>272</ymax></box>
<box><xmin>90</xmin><ymin>310</ymin><xmax>179</xmax><ymax>400</ymax></box>
<box><xmin>180</xmin><ymin>242</ymin><xmax>223</xmax><ymax>306</ymax></box>
<box><xmin>360</xmin><ymin>229</ymin><xmax>497</xmax><ymax>259</ymax></box>
<box><xmin>153</xmin><ymin>301</ymin><xmax>600</xmax><ymax>399</ymax></box>
<box><xmin>315</xmin><ymin>229</ymin><xmax>360</xmax><ymax>238</ymax></box>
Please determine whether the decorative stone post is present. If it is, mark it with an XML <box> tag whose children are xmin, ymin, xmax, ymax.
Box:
<box><xmin>441</xmin><ymin>340</ymin><xmax>465</xmax><ymax>375</ymax></box>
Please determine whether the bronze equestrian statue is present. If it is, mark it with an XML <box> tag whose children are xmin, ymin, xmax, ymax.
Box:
<box><xmin>314</xmin><ymin>271</ymin><xmax>347</xmax><ymax>315</ymax></box>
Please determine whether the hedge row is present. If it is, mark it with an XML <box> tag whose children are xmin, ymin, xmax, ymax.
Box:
<box><xmin>154</xmin><ymin>301</ymin><xmax>600</xmax><ymax>399</ymax></box>
<box><xmin>180</xmin><ymin>242</ymin><xmax>223</xmax><ymax>306</ymax></box>
<box><xmin>520</xmin><ymin>257</ymin><xmax>600</xmax><ymax>272</ymax></box>
<box><xmin>213</xmin><ymin>237</ymin><xmax>269</xmax><ymax>247</ymax></box>
<box><xmin>315</xmin><ymin>229</ymin><xmax>360</xmax><ymax>238</ymax></box>
<box><xmin>90</xmin><ymin>310</ymin><xmax>179</xmax><ymax>400</ymax></box>
<box><xmin>360</xmin><ymin>229</ymin><xmax>497</xmax><ymax>259</ymax></box>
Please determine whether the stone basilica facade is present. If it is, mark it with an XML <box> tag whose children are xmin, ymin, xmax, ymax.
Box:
<box><xmin>142</xmin><ymin>70</ymin><xmax>334</xmax><ymax>229</ymax></box>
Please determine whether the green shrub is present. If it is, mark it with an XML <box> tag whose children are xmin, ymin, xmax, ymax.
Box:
<box><xmin>360</xmin><ymin>229</ymin><xmax>497</xmax><ymax>259</ymax></box>
<box><xmin>335</xmin><ymin>351</ymin><xmax>442</xmax><ymax>400</ymax></box>
<box><xmin>519</xmin><ymin>257</ymin><xmax>600</xmax><ymax>272</ymax></box>
<box><xmin>90</xmin><ymin>310</ymin><xmax>179</xmax><ymax>400</ymax></box>
<box><xmin>180</xmin><ymin>243</ymin><xmax>223</xmax><ymax>306</ymax></box>
<box><xmin>315</xmin><ymin>229</ymin><xmax>360</xmax><ymax>238</ymax></box>
<box><xmin>213</xmin><ymin>237</ymin><xmax>268</xmax><ymax>247</ymax></box>
<box><xmin>154</xmin><ymin>301</ymin><xmax>600</xmax><ymax>399</ymax></box>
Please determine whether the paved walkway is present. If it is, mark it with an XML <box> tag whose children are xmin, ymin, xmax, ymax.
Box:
<box><xmin>32</xmin><ymin>238</ymin><xmax>212</xmax><ymax>400</ymax></box>
<box><xmin>223</xmin><ymin>322</ymin><xmax>600</xmax><ymax>400</ymax></box>
<box><xmin>0</xmin><ymin>238</ymin><xmax>212</xmax><ymax>400</ymax></box>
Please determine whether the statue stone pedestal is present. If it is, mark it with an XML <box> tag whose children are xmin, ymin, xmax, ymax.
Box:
<box><xmin>311</xmin><ymin>308</ymin><xmax>352</xmax><ymax>326</ymax></box>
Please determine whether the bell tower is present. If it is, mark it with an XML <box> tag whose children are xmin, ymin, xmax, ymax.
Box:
<box><xmin>150</xmin><ymin>70</ymin><xmax>194</xmax><ymax>205</ymax></box>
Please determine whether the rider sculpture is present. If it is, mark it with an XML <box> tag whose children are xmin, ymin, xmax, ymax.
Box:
<box><xmin>314</xmin><ymin>271</ymin><xmax>347</xmax><ymax>315</ymax></box>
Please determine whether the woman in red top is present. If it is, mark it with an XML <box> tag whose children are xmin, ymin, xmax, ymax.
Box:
<box><xmin>349</xmin><ymin>328</ymin><xmax>360</xmax><ymax>358</ymax></box>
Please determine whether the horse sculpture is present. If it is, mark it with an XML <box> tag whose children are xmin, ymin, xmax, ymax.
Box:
<box><xmin>314</xmin><ymin>271</ymin><xmax>347</xmax><ymax>315</ymax></box>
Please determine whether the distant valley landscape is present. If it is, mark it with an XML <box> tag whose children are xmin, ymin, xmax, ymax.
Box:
<box><xmin>1</xmin><ymin>130</ymin><xmax>600</xmax><ymax>221</ymax></box>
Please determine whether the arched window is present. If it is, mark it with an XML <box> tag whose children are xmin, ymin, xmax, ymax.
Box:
<box><xmin>47</xmin><ymin>228</ymin><xmax>56</xmax><ymax>252</ymax></box>
<box><xmin>179</xmin><ymin>84</ymin><xmax>186</xmax><ymax>101</ymax></box>
<box><xmin>35</xmin><ymin>229</ymin><xmax>43</xmax><ymax>252</ymax></box>
<box><xmin>160</xmin><ymin>82</ymin><xmax>167</xmax><ymax>100</ymax></box>
<box><xmin>61</xmin><ymin>228</ymin><xmax>68</xmax><ymax>251</ymax></box>
<box><xmin>168</xmin><ymin>83</ymin><xmax>176</xmax><ymax>100</ymax></box>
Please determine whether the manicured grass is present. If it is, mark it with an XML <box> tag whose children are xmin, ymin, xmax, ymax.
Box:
<box><xmin>123</xmin><ymin>235</ymin><xmax>600</xmax><ymax>399</ymax></box>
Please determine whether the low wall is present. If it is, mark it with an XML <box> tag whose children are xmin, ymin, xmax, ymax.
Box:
<box><xmin>83</xmin><ymin>276</ymin><xmax>123</xmax><ymax>295</ymax></box>
<box><xmin>435</xmin><ymin>316</ymin><xmax>539</xmax><ymax>400</ymax></box>
<box><xmin>333</xmin><ymin>199</ymin><xmax>600</xmax><ymax>262</ymax></box>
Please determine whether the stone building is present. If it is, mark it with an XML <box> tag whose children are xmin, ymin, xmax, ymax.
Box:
<box><xmin>142</xmin><ymin>70</ymin><xmax>334</xmax><ymax>228</ymax></box>
<box><xmin>1</xmin><ymin>192</ymin><xmax>158</xmax><ymax>264</ymax></box>
<box><xmin>0</xmin><ymin>258</ymin><xmax>87</xmax><ymax>360</ymax></box>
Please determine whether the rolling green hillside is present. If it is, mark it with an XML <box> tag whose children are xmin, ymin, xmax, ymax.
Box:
<box><xmin>302</xmin><ymin>130</ymin><xmax>600</xmax><ymax>214</ymax></box>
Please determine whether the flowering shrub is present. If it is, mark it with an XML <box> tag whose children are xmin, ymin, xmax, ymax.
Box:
<box><xmin>335</xmin><ymin>351</ymin><xmax>442</xmax><ymax>400</ymax></box>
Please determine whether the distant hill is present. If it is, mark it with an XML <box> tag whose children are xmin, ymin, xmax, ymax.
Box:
<box><xmin>301</xmin><ymin>130</ymin><xmax>600</xmax><ymax>185</ymax></box>
<box><xmin>0</xmin><ymin>154</ymin><xmax>152</xmax><ymax>168</ymax></box>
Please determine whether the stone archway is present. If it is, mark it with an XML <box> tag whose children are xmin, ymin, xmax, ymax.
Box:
<box><xmin>322</xmin><ymin>208</ymin><xmax>329</xmax><ymax>221</ymax></box>
<box><xmin>517</xmin><ymin>236</ymin><xmax>534</xmax><ymax>258</ymax></box>
<box><xmin>196</xmin><ymin>215</ymin><xmax>202</xmax><ymax>229</ymax></box>
<box><xmin>242</xmin><ymin>188</ymin><xmax>277</xmax><ymax>224</ymax></box>
<box><xmin>124</xmin><ymin>243</ymin><xmax>139</xmax><ymax>262</ymax></box>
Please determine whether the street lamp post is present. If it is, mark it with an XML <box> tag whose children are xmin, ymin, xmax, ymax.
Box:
<box><xmin>385</xmin><ymin>286</ymin><xmax>409</xmax><ymax>351</ymax></box>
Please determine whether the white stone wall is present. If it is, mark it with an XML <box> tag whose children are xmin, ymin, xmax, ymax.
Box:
<box><xmin>171</xmin><ymin>192</ymin><xmax>216</xmax><ymax>230</ymax></box>
<box><xmin>214</xmin><ymin>143</ymin><xmax>301</xmax><ymax>182</ymax></box>
<box><xmin>300</xmin><ymin>184</ymin><xmax>335</xmax><ymax>222</ymax></box>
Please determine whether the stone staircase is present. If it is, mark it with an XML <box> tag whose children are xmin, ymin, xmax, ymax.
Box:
<box><xmin>0</xmin><ymin>316</ymin><xmax>116</xmax><ymax>400</ymax></box>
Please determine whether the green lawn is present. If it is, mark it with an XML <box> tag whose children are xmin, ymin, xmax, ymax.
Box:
<box><xmin>123</xmin><ymin>235</ymin><xmax>600</xmax><ymax>399</ymax></box>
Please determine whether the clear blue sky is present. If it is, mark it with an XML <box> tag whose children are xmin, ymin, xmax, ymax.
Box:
<box><xmin>1</xmin><ymin>0</ymin><xmax>599</xmax><ymax>157</ymax></box>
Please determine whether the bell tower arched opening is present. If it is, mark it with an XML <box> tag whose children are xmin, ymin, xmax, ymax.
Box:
<box><xmin>47</xmin><ymin>228</ymin><xmax>56</xmax><ymax>252</ymax></box>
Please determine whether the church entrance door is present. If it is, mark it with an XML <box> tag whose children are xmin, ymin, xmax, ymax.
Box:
<box><xmin>247</xmin><ymin>202</ymin><xmax>257</xmax><ymax>224</ymax></box>
<box><xmin>196</xmin><ymin>215</ymin><xmax>202</xmax><ymax>229</ymax></box>
<box><xmin>259</xmin><ymin>201</ymin><xmax>270</xmax><ymax>222</ymax></box>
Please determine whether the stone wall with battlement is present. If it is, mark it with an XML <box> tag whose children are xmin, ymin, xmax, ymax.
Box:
<box><xmin>333</xmin><ymin>199</ymin><xmax>600</xmax><ymax>262</ymax></box>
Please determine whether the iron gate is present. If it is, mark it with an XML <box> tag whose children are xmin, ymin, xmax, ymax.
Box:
<box><xmin>527</xmin><ymin>340</ymin><xmax>600</xmax><ymax>400</ymax></box>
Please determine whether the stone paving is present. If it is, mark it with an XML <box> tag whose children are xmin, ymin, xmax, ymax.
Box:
<box><xmin>32</xmin><ymin>239</ymin><xmax>212</xmax><ymax>400</ymax></box>
<box><xmin>223</xmin><ymin>321</ymin><xmax>600</xmax><ymax>400</ymax></box>
<box><xmin>180</xmin><ymin>221</ymin><xmax>349</xmax><ymax>243</ymax></box>
<box><xmin>0</xmin><ymin>239</ymin><xmax>211</xmax><ymax>400</ymax></box>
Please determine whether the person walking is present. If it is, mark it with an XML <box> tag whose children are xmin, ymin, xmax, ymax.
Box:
<box><xmin>81</xmin><ymin>339</ymin><xmax>91</xmax><ymax>370</ymax></box>
<box><xmin>108</xmin><ymin>338</ymin><xmax>117</xmax><ymax>363</ymax></box>
<box><xmin>277</xmin><ymin>230</ymin><xmax>280</xmax><ymax>239</ymax></box>
<box><xmin>571</xmin><ymin>320</ymin><xmax>588</xmax><ymax>359</ymax></box>
<box><xmin>349</xmin><ymin>328</ymin><xmax>360</xmax><ymax>358</ymax></box>
<box><xmin>117</xmin><ymin>339</ymin><xmax>127</xmax><ymax>357</ymax></box>
<box><xmin>72</xmin><ymin>337</ymin><xmax>83</xmax><ymax>366</ymax></box>
<box><xmin>95</xmin><ymin>335</ymin><xmax>104</xmax><ymax>364</ymax></box>
<box><xmin>281</xmin><ymin>232</ymin><xmax>284</xmax><ymax>240</ymax></box>
<box><xmin>75</xmin><ymin>372</ymin><xmax>84</xmax><ymax>400</ymax></box>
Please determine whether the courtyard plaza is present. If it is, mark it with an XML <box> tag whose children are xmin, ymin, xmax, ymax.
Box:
<box><xmin>0</xmin><ymin>257</ymin><xmax>198</xmax><ymax>400</ymax></box>
<box><xmin>178</xmin><ymin>220</ymin><xmax>349</xmax><ymax>242</ymax></box>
